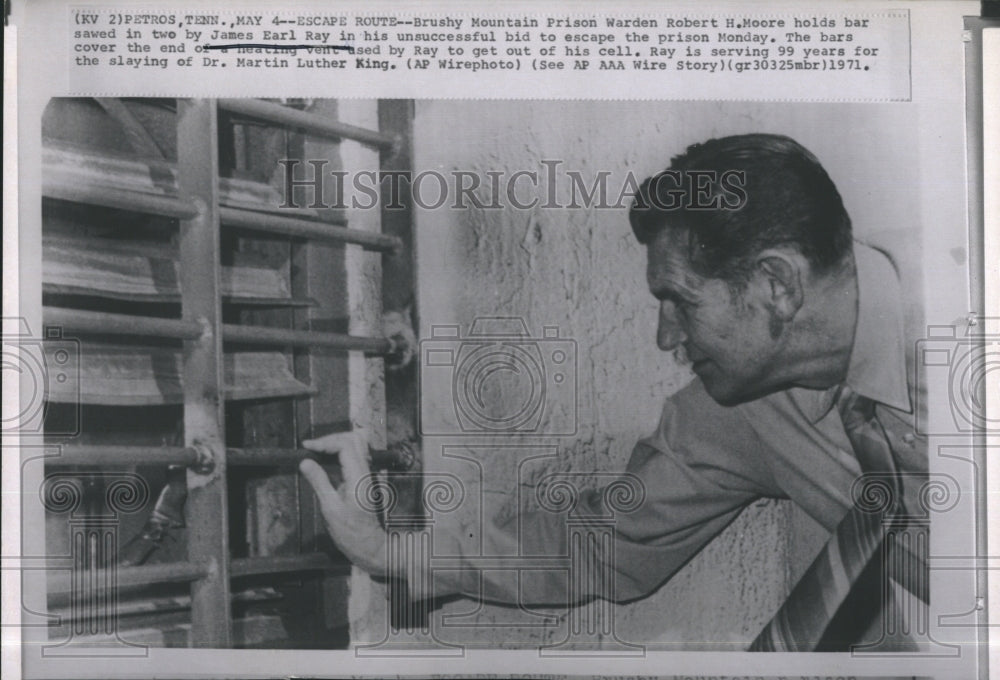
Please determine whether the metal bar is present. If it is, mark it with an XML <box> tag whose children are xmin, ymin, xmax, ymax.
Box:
<box><xmin>230</xmin><ymin>552</ymin><xmax>350</xmax><ymax>578</ymax></box>
<box><xmin>42</xmin><ymin>179</ymin><xmax>199</xmax><ymax>219</ymax></box>
<box><xmin>218</xmin><ymin>98</ymin><xmax>397</xmax><ymax>150</ymax></box>
<box><xmin>222</xmin><ymin>200</ymin><xmax>342</xmax><ymax>221</ymax></box>
<box><xmin>44</xmin><ymin>307</ymin><xmax>203</xmax><ymax>340</ymax></box>
<box><xmin>177</xmin><ymin>98</ymin><xmax>233</xmax><ymax>648</ymax></box>
<box><xmin>220</xmin><ymin>206</ymin><xmax>401</xmax><ymax>253</ymax></box>
<box><xmin>45</xmin><ymin>445</ymin><xmax>199</xmax><ymax>467</ymax></box>
<box><xmin>43</xmin><ymin>287</ymin><xmax>315</xmax><ymax>309</ymax></box>
<box><xmin>222</xmin><ymin>202</ymin><xmax>348</xmax><ymax>226</ymax></box>
<box><xmin>223</xmin><ymin>323</ymin><xmax>393</xmax><ymax>354</ymax></box>
<box><xmin>375</xmin><ymin>103</ymin><xmax>422</xmax><ymax>632</ymax></box>
<box><xmin>47</xmin><ymin>561</ymin><xmax>208</xmax><ymax>600</ymax></box>
<box><xmin>41</xmin><ymin>444</ymin><xmax>401</xmax><ymax>469</ymax></box>
<box><xmin>46</xmin><ymin>554</ymin><xmax>344</xmax><ymax>602</ymax></box>
<box><xmin>49</xmin><ymin>586</ymin><xmax>283</xmax><ymax>621</ymax></box>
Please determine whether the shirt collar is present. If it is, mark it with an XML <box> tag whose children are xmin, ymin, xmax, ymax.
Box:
<box><xmin>791</xmin><ymin>242</ymin><xmax>912</xmax><ymax>422</ymax></box>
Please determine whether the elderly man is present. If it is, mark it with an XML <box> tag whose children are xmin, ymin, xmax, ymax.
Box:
<box><xmin>300</xmin><ymin>133</ymin><xmax>928</xmax><ymax>651</ymax></box>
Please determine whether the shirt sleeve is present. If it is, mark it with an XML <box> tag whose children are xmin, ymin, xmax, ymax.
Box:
<box><xmin>416</xmin><ymin>380</ymin><xmax>783</xmax><ymax>606</ymax></box>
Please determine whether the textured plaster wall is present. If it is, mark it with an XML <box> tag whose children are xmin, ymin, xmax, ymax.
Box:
<box><xmin>330</xmin><ymin>100</ymin><xmax>391</xmax><ymax>645</ymax></box>
<box><xmin>410</xmin><ymin>101</ymin><xmax>921</xmax><ymax>648</ymax></box>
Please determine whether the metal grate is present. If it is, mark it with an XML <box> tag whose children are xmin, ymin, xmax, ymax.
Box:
<box><xmin>41</xmin><ymin>98</ymin><xmax>397</xmax><ymax>648</ymax></box>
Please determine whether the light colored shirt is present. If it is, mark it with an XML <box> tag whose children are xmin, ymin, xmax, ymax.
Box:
<box><xmin>423</xmin><ymin>243</ymin><xmax>927</xmax><ymax>611</ymax></box>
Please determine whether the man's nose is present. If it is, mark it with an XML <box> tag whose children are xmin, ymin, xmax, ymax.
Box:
<box><xmin>657</xmin><ymin>301</ymin><xmax>687</xmax><ymax>351</ymax></box>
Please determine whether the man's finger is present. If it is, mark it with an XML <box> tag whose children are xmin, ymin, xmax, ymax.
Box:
<box><xmin>301</xmin><ymin>431</ymin><xmax>354</xmax><ymax>454</ymax></box>
<box><xmin>336</xmin><ymin>433</ymin><xmax>371</xmax><ymax>487</ymax></box>
<box><xmin>299</xmin><ymin>459</ymin><xmax>345</xmax><ymax>516</ymax></box>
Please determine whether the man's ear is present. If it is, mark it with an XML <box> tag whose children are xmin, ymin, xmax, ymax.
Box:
<box><xmin>753</xmin><ymin>250</ymin><xmax>804</xmax><ymax>322</ymax></box>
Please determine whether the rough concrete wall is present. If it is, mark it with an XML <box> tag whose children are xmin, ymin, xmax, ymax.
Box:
<box><xmin>333</xmin><ymin>100</ymin><xmax>391</xmax><ymax>646</ymax></box>
<box><xmin>410</xmin><ymin>100</ymin><xmax>920</xmax><ymax>648</ymax></box>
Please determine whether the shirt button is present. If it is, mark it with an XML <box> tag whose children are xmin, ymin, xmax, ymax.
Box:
<box><xmin>902</xmin><ymin>432</ymin><xmax>916</xmax><ymax>445</ymax></box>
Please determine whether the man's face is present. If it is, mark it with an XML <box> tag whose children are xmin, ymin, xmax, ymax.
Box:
<box><xmin>646</xmin><ymin>229</ymin><xmax>780</xmax><ymax>405</ymax></box>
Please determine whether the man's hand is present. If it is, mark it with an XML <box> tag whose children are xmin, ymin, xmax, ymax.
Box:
<box><xmin>298</xmin><ymin>432</ymin><xmax>394</xmax><ymax>577</ymax></box>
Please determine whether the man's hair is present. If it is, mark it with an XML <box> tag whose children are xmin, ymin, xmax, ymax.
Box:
<box><xmin>629</xmin><ymin>133</ymin><xmax>853</xmax><ymax>285</ymax></box>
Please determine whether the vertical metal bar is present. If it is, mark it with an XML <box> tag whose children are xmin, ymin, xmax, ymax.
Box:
<box><xmin>176</xmin><ymin>98</ymin><xmax>232</xmax><ymax>647</ymax></box>
<box><xmin>377</xmin><ymin>101</ymin><xmax>427</xmax><ymax>631</ymax></box>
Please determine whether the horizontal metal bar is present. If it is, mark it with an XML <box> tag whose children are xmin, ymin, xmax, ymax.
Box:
<box><xmin>223</xmin><ymin>323</ymin><xmax>394</xmax><ymax>355</ymax></box>
<box><xmin>44</xmin><ymin>311</ymin><xmax>387</xmax><ymax>374</ymax></box>
<box><xmin>45</xmin><ymin>307</ymin><xmax>203</xmax><ymax>340</ymax></box>
<box><xmin>231</xmin><ymin>552</ymin><xmax>350</xmax><ymax>578</ymax></box>
<box><xmin>44</xmin><ymin>286</ymin><xmax>315</xmax><ymax>309</ymax></box>
<box><xmin>47</xmin><ymin>561</ymin><xmax>208</xmax><ymax>599</ymax></box>
<box><xmin>218</xmin><ymin>98</ymin><xmax>397</xmax><ymax>150</ymax></box>
<box><xmin>44</xmin><ymin>446</ymin><xmax>252</xmax><ymax>469</ymax></box>
<box><xmin>41</xmin><ymin>445</ymin><xmax>403</xmax><ymax>469</ymax></box>
<box><xmin>48</xmin><ymin>586</ymin><xmax>282</xmax><ymax>621</ymax></box>
<box><xmin>221</xmin><ymin>199</ymin><xmax>338</xmax><ymax>222</ymax></box>
<box><xmin>220</xmin><ymin>206</ymin><xmax>401</xmax><ymax>253</ymax></box>
<box><xmin>45</xmin><ymin>445</ymin><xmax>200</xmax><ymax>467</ymax></box>
<box><xmin>45</xmin><ymin>285</ymin><xmax>316</xmax><ymax>308</ymax></box>
<box><xmin>43</xmin><ymin>179</ymin><xmax>200</xmax><ymax>220</ymax></box>
<box><xmin>47</xmin><ymin>554</ymin><xmax>345</xmax><ymax>601</ymax></box>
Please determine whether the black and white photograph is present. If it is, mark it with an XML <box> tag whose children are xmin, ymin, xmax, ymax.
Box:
<box><xmin>4</xmin><ymin>1</ymin><xmax>995</xmax><ymax>679</ymax></box>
